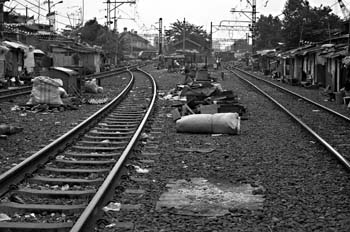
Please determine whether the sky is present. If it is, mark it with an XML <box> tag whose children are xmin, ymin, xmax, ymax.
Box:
<box><xmin>6</xmin><ymin>0</ymin><xmax>350</xmax><ymax>46</ymax></box>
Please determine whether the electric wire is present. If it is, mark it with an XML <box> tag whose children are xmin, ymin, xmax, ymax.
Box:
<box><xmin>8</xmin><ymin>0</ymin><xmax>75</xmax><ymax>29</ymax></box>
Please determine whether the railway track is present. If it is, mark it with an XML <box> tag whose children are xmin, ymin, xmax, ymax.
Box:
<box><xmin>0</xmin><ymin>68</ymin><xmax>157</xmax><ymax>232</ymax></box>
<box><xmin>227</xmin><ymin>66</ymin><xmax>350</xmax><ymax>170</ymax></box>
<box><xmin>0</xmin><ymin>66</ymin><xmax>134</xmax><ymax>102</ymax></box>
<box><xmin>0</xmin><ymin>86</ymin><xmax>32</xmax><ymax>101</ymax></box>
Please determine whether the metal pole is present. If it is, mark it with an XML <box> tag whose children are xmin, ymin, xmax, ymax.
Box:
<box><xmin>38</xmin><ymin>0</ymin><xmax>40</xmax><ymax>23</ymax></box>
<box><xmin>348</xmin><ymin>20</ymin><xmax>350</xmax><ymax>54</ymax></box>
<box><xmin>106</xmin><ymin>0</ymin><xmax>110</xmax><ymax>29</ymax></box>
<box><xmin>210</xmin><ymin>21</ymin><xmax>212</xmax><ymax>54</ymax></box>
<box><xmin>48</xmin><ymin>0</ymin><xmax>51</xmax><ymax>14</ymax></box>
<box><xmin>113</xmin><ymin>1</ymin><xmax>116</xmax><ymax>31</ymax></box>
<box><xmin>26</xmin><ymin>6</ymin><xmax>28</xmax><ymax>23</ymax></box>
<box><xmin>183</xmin><ymin>18</ymin><xmax>185</xmax><ymax>51</ymax></box>
<box><xmin>0</xmin><ymin>0</ymin><xmax>8</xmax><ymax>41</ymax></box>
<box><xmin>47</xmin><ymin>0</ymin><xmax>52</xmax><ymax>28</ymax></box>
<box><xmin>251</xmin><ymin>0</ymin><xmax>256</xmax><ymax>54</ymax></box>
<box><xmin>159</xmin><ymin>18</ymin><xmax>162</xmax><ymax>55</ymax></box>
<box><xmin>0</xmin><ymin>2</ymin><xmax>3</xmax><ymax>41</ymax></box>
<box><xmin>82</xmin><ymin>0</ymin><xmax>84</xmax><ymax>25</ymax></box>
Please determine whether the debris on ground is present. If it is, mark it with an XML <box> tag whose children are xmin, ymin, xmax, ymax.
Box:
<box><xmin>83</xmin><ymin>97</ymin><xmax>110</xmax><ymax>105</ymax></box>
<box><xmin>0</xmin><ymin>213</ymin><xmax>11</xmax><ymax>222</ymax></box>
<box><xmin>85</xmin><ymin>78</ymin><xmax>104</xmax><ymax>94</ymax></box>
<box><xmin>26</xmin><ymin>76</ymin><xmax>65</xmax><ymax>105</ymax></box>
<box><xmin>162</xmin><ymin>73</ymin><xmax>247</xmax><ymax>134</ymax></box>
<box><xmin>176</xmin><ymin>112</ymin><xmax>240</xmax><ymax>135</ymax></box>
<box><xmin>0</xmin><ymin>124</ymin><xmax>23</xmax><ymax>136</ymax></box>
<box><xmin>156</xmin><ymin>178</ymin><xmax>265</xmax><ymax>217</ymax></box>
<box><xmin>175</xmin><ymin>147</ymin><xmax>216</xmax><ymax>153</ymax></box>
<box><xmin>166</xmin><ymin>80</ymin><xmax>248</xmax><ymax>121</ymax></box>
<box><xmin>103</xmin><ymin>202</ymin><xmax>121</xmax><ymax>212</ymax></box>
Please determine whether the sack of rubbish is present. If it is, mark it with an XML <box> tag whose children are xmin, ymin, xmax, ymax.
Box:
<box><xmin>0</xmin><ymin>124</ymin><xmax>23</xmax><ymax>135</ymax></box>
<box><xmin>58</xmin><ymin>87</ymin><xmax>68</xmax><ymax>98</ymax></box>
<box><xmin>26</xmin><ymin>76</ymin><xmax>63</xmax><ymax>105</ymax></box>
<box><xmin>176</xmin><ymin>112</ymin><xmax>240</xmax><ymax>135</ymax></box>
<box><xmin>85</xmin><ymin>79</ymin><xmax>104</xmax><ymax>93</ymax></box>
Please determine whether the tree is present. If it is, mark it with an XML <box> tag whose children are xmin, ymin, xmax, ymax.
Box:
<box><xmin>255</xmin><ymin>14</ymin><xmax>283</xmax><ymax>50</ymax></box>
<box><xmin>74</xmin><ymin>18</ymin><xmax>126</xmax><ymax>64</ymax></box>
<box><xmin>164</xmin><ymin>20</ymin><xmax>210</xmax><ymax>51</ymax></box>
<box><xmin>281</xmin><ymin>0</ymin><xmax>341</xmax><ymax>48</ymax></box>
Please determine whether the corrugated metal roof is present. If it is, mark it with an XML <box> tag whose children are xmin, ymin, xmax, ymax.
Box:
<box><xmin>51</xmin><ymin>67</ymin><xmax>79</xmax><ymax>76</ymax></box>
<box><xmin>299</xmin><ymin>46</ymin><xmax>322</xmax><ymax>56</ymax></box>
<box><xmin>3</xmin><ymin>41</ymin><xmax>28</xmax><ymax>50</ymax></box>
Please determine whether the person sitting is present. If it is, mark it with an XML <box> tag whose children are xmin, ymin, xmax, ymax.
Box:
<box><xmin>340</xmin><ymin>80</ymin><xmax>350</xmax><ymax>106</ymax></box>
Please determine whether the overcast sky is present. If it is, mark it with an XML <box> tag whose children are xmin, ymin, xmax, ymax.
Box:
<box><xmin>7</xmin><ymin>0</ymin><xmax>350</xmax><ymax>45</ymax></box>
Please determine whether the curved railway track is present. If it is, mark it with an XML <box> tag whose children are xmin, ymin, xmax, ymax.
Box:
<box><xmin>227</xmin><ymin>66</ymin><xmax>350</xmax><ymax>170</ymax></box>
<box><xmin>0</xmin><ymin>68</ymin><xmax>157</xmax><ymax>232</ymax></box>
<box><xmin>0</xmin><ymin>66</ymin><xmax>134</xmax><ymax>102</ymax></box>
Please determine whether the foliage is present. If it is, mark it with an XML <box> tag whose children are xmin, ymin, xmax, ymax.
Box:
<box><xmin>255</xmin><ymin>15</ymin><xmax>283</xmax><ymax>50</ymax></box>
<box><xmin>232</xmin><ymin>39</ymin><xmax>251</xmax><ymax>52</ymax></box>
<box><xmin>255</xmin><ymin>0</ymin><xmax>342</xmax><ymax>50</ymax></box>
<box><xmin>164</xmin><ymin>20</ymin><xmax>211</xmax><ymax>50</ymax></box>
<box><xmin>281</xmin><ymin>0</ymin><xmax>341</xmax><ymax>48</ymax></box>
<box><xmin>74</xmin><ymin>18</ymin><xmax>126</xmax><ymax>62</ymax></box>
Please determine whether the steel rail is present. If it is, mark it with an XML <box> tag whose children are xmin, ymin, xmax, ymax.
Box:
<box><xmin>229</xmin><ymin>68</ymin><xmax>350</xmax><ymax>170</ymax></box>
<box><xmin>85</xmin><ymin>65</ymin><xmax>138</xmax><ymax>81</ymax></box>
<box><xmin>0</xmin><ymin>86</ymin><xmax>32</xmax><ymax>101</ymax></box>
<box><xmin>0</xmin><ymin>70</ymin><xmax>134</xmax><ymax>197</ymax></box>
<box><xmin>232</xmin><ymin>66</ymin><xmax>350</xmax><ymax>122</ymax></box>
<box><xmin>70</xmin><ymin>68</ymin><xmax>158</xmax><ymax>232</ymax></box>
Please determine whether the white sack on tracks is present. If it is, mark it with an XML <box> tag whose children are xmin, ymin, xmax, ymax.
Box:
<box><xmin>176</xmin><ymin>113</ymin><xmax>240</xmax><ymax>135</ymax></box>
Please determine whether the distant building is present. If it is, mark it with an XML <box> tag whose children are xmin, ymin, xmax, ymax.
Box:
<box><xmin>212</xmin><ymin>40</ymin><xmax>221</xmax><ymax>51</ymax></box>
<box><xmin>119</xmin><ymin>28</ymin><xmax>154</xmax><ymax>59</ymax></box>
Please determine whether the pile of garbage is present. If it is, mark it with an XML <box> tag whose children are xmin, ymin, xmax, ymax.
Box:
<box><xmin>19</xmin><ymin>76</ymin><xmax>83</xmax><ymax>112</ymax></box>
<box><xmin>22</xmin><ymin>76</ymin><xmax>108</xmax><ymax>112</ymax></box>
<box><xmin>163</xmin><ymin>80</ymin><xmax>247</xmax><ymax>135</ymax></box>
<box><xmin>85</xmin><ymin>79</ymin><xmax>104</xmax><ymax>94</ymax></box>
<box><xmin>26</xmin><ymin>76</ymin><xmax>67</xmax><ymax>105</ymax></box>
<box><xmin>166</xmin><ymin>82</ymin><xmax>247</xmax><ymax>119</ymax></box>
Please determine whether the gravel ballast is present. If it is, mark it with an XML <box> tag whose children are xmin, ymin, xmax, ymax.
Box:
<box><xmin>1</xmin><ymin>67</ymin><xmax>350</xmax><ymax>231</ymax></box>
<box><xmin>97</xmin><ymin>67</ymin><xmax>350</xmax><ymax>232</ymax></box>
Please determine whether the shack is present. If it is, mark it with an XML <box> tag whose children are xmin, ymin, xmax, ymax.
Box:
<box><xmin>41</xmin><ymin>67</ymin><xmax>80</xmax><ymax>95</ymax></box>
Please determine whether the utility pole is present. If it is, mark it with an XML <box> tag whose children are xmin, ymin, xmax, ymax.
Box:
<box><xmin>229</xmin><ymin>0</ymin><xmax>257</xmax><ymax>55</ymax></box>
<box><xmin>251</xmin><ymin>0</ymin><xmax>256</xmax><ymax>54</ymax></box>
<box><xmin>113</xmin><ymin>2</ymin><xmax>117</xmax><ymax>32</ymax></box>
<box><xmin>104</xmin><ymin>0</ymin><xmax>136</xmax><ymax>30</ymax></box>
<box><xmin>82</xmin><ymin>0</ymin><xmax>84</xmax><ymax>25</ymax></box>
<box><xmin>0</xmin><ymin>0</ymin><xmax>9</xmax><ymax>41</ymax></box>
<box><xmin>106</xmin><ymin>0</ymin><xmax>111</xmax><ymax>29</ymax></box>
<box><xmin>38</xmin><ymin>0</ymin><xmax>40</xmax><ymax>24</ymax></box>
<box><xmin>48</xmin><ymin>0</ymin><xmax>51</xmax><ymax>14</ymax></box>
<box><xmin>210</xmin><ymin>22</ymin><xmax>213</xmax><ymax>54</ymax></box>
<box><xmin>25</xmin><ymin>6</ymin><xmax>28</xmax><ymax>23</ymax></box>
<box><xmin>183</xmin><ymin>18</ymin><xmax>185</xmax><ymax>51</ymax></box>
<box><xmin>159</xmin><ymin>17</ymin><xmax>162</xmax><ymax>55</ymax></box>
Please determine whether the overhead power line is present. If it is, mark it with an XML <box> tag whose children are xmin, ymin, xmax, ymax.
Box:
<box><xmin>9</xmin><ymin>0</ymin><xmax>73</xmax><ymax>29</ymax></box>
<box><xmin>9</xmin><ymin>0</ymin><xmax>71</xmax><ymax>29</ymax></box>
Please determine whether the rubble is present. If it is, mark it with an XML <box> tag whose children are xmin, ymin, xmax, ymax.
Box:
<box><xmin>169</xmin><ymin>81</ymin><xmax>248</xmax><ymax>120</ymax></box>
<box><xmin>85</xmin><ymin>79</ymin><xmax>104</xmax><ymax>94</ymax></box>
